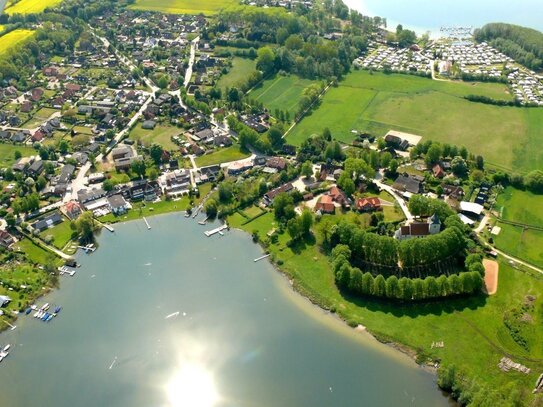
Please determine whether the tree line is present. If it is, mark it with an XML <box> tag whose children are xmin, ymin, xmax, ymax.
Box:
<box><xmin>474</xmin><ymin>23</ymin><xmax>543</xmax><ymax>70</ymax></box>
<box><xmin>331</xmin><ymin>244</ymin><xmax>484</xmax><ymax>301</ymax></box>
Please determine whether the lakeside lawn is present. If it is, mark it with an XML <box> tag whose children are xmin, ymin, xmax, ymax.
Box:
<box><xmin>0</xmin><ymin>29</ymin><xmax>34</xmax><ymax>55</ymax></box>
<box><xmin>14</xmin><ymin>238</ymin><xmax>59</xmax><ymax>265</ymax></box>
<box><xmin>129</xmin><ymin>123</ymin><xmax>182</xmax><ymax>150</ymax></box>
<box><xmin>216</xmin><ymin>57</ymin><xmax>257</xmax><ymax>90</ymax></box>
<box><xmin>4</xmin><ymin>0</ymin><xmax>62</xmax><ymax>14</ymax></box>
<box><xmin>230</xmin><ymin>211</ymin><xmax>543</xmax><ymax>401</ymax></box>
<box><xmin>0</xmin><ymin>143</ymin><xmax>36</xmax><ymax>168</ymax></box>
<box><xmin>248</xmin><ymin>74</ymin><xmax>317</xmax><ymax>117</ymax></box>
<box><xmin>39</xmin><ymin>221</ymin><xmax>74</xmax><ymax>251</ymax></box>
<box><xmin>99</xmin><ymin>183</ymin><xmax>212</xmax><ymax>224</ymax></box>
<box><xmin>195</xmin><ymin>145</ymin><xmax>250</xmax><ymax>167</ymax></box>
<box><xmin>129</xmin><ymin>0</ymin><xmax>237</xmax><ymax>15</ymax></box>
<box><xmin>288</xmin><ymin>70</ymin><xmax>543</xmax><ymax>173</ymax></box>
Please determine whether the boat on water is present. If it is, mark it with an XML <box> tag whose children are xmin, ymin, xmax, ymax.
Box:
<box><xmin>54</xmin><ymin>306</ymin><xmax>61</xmax><ymax>314</ymax></box>
<box><xmin>25</xmin><ymin>308</ymin><xmax>32</xmax><ymax>315</ymax></box>
<box><xmin>3</xmin><ymin>344</ymin><xmax>10</xmax><ymax>352</ymax></box>
<box><xmin>46</xmin><ymin>314</ymin><xmax>54</xmax><ymax>322</ymax></box>
<box><xmin>41</xmin><ymin>313</ymin><xmax>49</xmax><ymax>321</ymax></box>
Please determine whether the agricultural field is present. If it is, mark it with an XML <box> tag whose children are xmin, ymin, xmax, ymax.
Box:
<box><xmin>129</xmin><ymin>0</ymin><xmax>238</xmax><ymax>15</ymax></box>
<box><xmin>496</xmin><ymin>187</ymin><xmax>543</xmax><ymax>228</ymax></box>
<box><xmin>494</xmin><ymin>223</ymin><xmax>543</xmax><ymax>269</ymax></box>
<box><xmin>249</xmin><ymin>74</ymin><xmax>318</xmax><ymax>117</ymax></box>
<box><xmin>288</xmin><ymin>70</ymin><xmax>543</xmax><ymax>173</ymax></box>
<box><xmin>129</xmin><ymin>123</ymin><xmax>182</xmax><ymax>150</ymax></box>
<box><xmin>0</xmin><ymin>143</ymin><xmax>36</xmax><ymax>168</ymax></box>
<box><xmin>195</xmin><ymin>144</ymin><xmax>249</xmax><ymax>167</ymax></box>
<box><xmin>0</xmin><ymin>29</ymin><xmax>34</xmax><ymax>55</ymax></box>
<box><xmin>4</xmin><ymin>0</ymin><xmax>62</xmax><ymax>14</ymax></box>
<box><xmin>216</xmin><ymin>57</ymin><xmax>256</xmax><ymax>90</ymax></box>
<box><xmin>231</xmin><ymin>211</ymin><xmax>543</xmax><ymax>400</ymax></box>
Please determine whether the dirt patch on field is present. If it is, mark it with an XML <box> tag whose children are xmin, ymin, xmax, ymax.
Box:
<box><xmin>483</xmin><ymin>259</ymin><xmax>499</xmax><ymax>295</ymax></box>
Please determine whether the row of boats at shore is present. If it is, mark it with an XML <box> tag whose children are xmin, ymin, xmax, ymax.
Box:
<box><xmin>26</xmin><ymin>303</ymin><xmax>62</xmax><ymax>323</ymax></box>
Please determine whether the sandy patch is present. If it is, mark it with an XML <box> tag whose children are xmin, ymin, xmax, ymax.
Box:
<box><xmin>483</xmin><ymin>259</ymin><xmax>499</xmax><ymax>295</ymax></box>
<box><xmin>491</xmin><ymin>226</ymin><xmax>501</xmax><ymax>235</ymax></box>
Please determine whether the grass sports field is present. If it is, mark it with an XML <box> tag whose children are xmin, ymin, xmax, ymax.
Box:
<box><xmin>216</xmin><ymin>57</ymin><xmax>256</xmax><ymax>90</ymax></box>
<box><xmin>4</xmin><ymin>0</ymin><xmax>62</xmax><ymax>14</ymax></box>
<box><xmin>249</xmin><ymin>74</ymin><xmax>317</xmax><ymax>117</ymax></box>
<box><xmin>129</xmin><ymin>0</ymin><xmax>237</xmax><ymax>15</ymax></box>
<box><xmin>230</xmin><ymin>211</ymin><xmax>543</xmax><ymax>402</ymax></box>
<box><xmin>493</xmin><ymin>187</ymin><xmax>543</xmax><ymax>268</ymax></box>
<box><xmin>288</xmin><ymin>70</ymin><xmax>543</xmax><ymax>173</ymax></box>
<box><xmin>0</xmin><ymin>29</ymin><xmax>34</xmax><ymax>55</ymax></box>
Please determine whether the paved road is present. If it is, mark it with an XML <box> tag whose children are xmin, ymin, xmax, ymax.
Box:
<box><xmin>184</xmin><ymin>36</ymin><xmax>200</xmax><ymax>88</ymax></box>
<box><xmin>373</xmin><ymin>170</ymin><xmax>413</xmax><ymax>220</ymax></box>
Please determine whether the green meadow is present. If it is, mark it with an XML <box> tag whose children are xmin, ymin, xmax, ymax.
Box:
<box><xmin>216</xmin><ymin>57</ymin><xmax>257</xmax><ymax>90</ymax></box>
<box><xmin>249</xmin><ymin>74</ymin><xmax>317</xmax><ymax>117</ymax></box>
<box><xmin>289</xmin><ymin>70</ymin><xmax>543</xmax><ymax>173</ymax></box>
<box><xmin>129</xmin><ymin>0</ymin><xmax>238</xmax><ymax>15</ymax></box>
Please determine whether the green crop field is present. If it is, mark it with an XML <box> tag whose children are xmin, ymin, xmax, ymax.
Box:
<box><xmin>288</xmin><ymin>70</ymin><xmax>543</xmax><ymax>173</ymax></box>
<box><xmin>0</xmin><ymin>29</ymin><xmax>34</xmax><ymax>55</ymax></box>
<box><xmin>216</xmin><ymin>57</ymin><xmax>256</xmax><ymax>90</ymax></box>
<box><xmin>129</xmin><ymin>0</ymin><xmax>238</xmax><ymax>15</ymax></box>
<box><xmin>249</xmin><ymin>74</ymin><xmax>317</xmax><ymax>117</ymax></box>
<box><xmin>129</xmin><ymin>124</ymin><xmax>182</xmax><ymax>150</ymax></box>
<box><xmin>5</xmin><ymin>0</ymin><xmax>62</xmax><ymax>14</ymax></box>
<box><xmin>230</xmin><ymin>211</ymin><xmax>543</xmax><ymax>401</ymax></box>
<box><xmin>496</xmin><ymin>187</ymin><xmax>543</xmax><ymax>228</ymax></box>
<box><xmin>494</xmin><ymin>223</ymin><xmax>543</xmax><ymax>269</ymax></box>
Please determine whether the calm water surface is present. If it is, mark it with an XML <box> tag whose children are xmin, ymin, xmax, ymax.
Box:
<box><xmin>345</xmin><ymin>0</ymin><xmax>543</xmax><ymax>36</ymax></box>
<box><xmin>0</xmin><ymin>213</ymin><xmax>451</xmax><ymax>406</ymax></box>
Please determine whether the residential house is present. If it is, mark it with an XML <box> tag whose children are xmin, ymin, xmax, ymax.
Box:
<box><xmin>356</xmin><ymin>197</ymin><xmax>381</xmax><ymax>212</ymax></box>
<box><xmin>442</xmin><ymin>184</ymin><xmax>464</xmax><ymax>200</ymax></box>
<box><xmin>32</xmin><ymin>212</ymin><xmax>63</xmax><ymax>233</ymax></box>
<box><xmin>64</xmin><ymin>201</ymin><xmax>83</xmax><ymax>220</ymax></box>
<box><xmin>394</xmin><ymin>214</ymin><xmax>441</xmax><ymax>240</ymax></box>
<box><xmin>315</xmin><ymin>195</ymin><xmax>335</xmax><ymax>214</ymax></box>
<box><xmin>263</xmin><ymin>183</ymin><xmax>294</xmax><ymax>206</ymax></box>
<box><xmin>0</xmin><ymin>230</ymin><xmax>15</xmax><ymax>249</ymax></box>
<box><xmin>384</xmin><ymin>131</ymin><xmax>410</xmax><ymax>151</ymax></box>
<box><xmin>108</xmin><ymin>194</ymin><xmax>130</xmax><ymax>215</ymax></box>
<box><xmin>329</xmin><ymin>186</ymin><xmax>349</xmax><ymax>208</ymax></box>
<box><xmin>433</xmin><ymin>164</ymin><xmax>445</xmax><ymax>179</ymax></box>
<box><xmin>393</xmin><ymin>173</ymin><xmax>424</xmax><ymax>195</ymax></box>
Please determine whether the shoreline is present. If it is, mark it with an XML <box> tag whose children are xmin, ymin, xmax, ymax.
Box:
<box><xmin>2</xmin><ymin>209</ymin><xmax>450</xmax><ymax>403</ymax></box>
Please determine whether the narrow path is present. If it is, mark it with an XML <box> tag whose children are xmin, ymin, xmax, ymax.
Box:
<box><xmin>17</xmin><ymin>227</ymin><xmax>71</xmax><ymax>260</ymax></box>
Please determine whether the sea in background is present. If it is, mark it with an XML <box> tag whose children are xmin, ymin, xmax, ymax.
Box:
<box><xmin>0</xmin><ymin>213</ymin><xmax>452</xmax><ymax>406</ymax></box>
<box><xmin>344</xmin><ymin>0</ymin><xmax>543</xmax><ymax>37</ymax></box>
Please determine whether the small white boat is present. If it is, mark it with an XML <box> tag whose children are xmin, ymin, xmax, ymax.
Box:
<box><xmin>3</xmin><ymin>344</ymin><xmax>10</xmax><ymax>352</ymax></box>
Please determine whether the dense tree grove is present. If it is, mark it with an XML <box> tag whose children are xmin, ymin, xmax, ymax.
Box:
<box><xmin>330</xmin><ymin>245</ymin><xmax>483</xmax><ymax>301</ymax></box>
<box><xmin>474</xmin><ymin>23</ymin><xmax>543</xmax><ymax>70</ymax></box>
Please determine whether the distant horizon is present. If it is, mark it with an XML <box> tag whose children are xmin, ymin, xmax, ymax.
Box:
<box><xmin>343</xmin><ymin>0</ymin><xmax>543</xmax><ymax>38</ymax></box>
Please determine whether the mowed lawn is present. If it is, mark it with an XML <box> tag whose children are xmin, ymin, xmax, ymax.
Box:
<box><xmin>195</xmin><ymin>145</ymin><xmax>249</xmax><ymax>167</ymax></box>
<box><xmin>5</xmin><ymin>0</ymin><xmax>62</xmax><ymax>14</ymax></box>
<box><xmin>288</xmin><ymin>70</ymin><xmax>543</xmax><ymax>173</ymax></box>
<box><xmin>129</xmin><ymin>124</ymin><xmax>182</xmax><ymax>150</ymax></box>
<box><xmin>249</xmin><ymin>74</ymin><xmax>317</xmax><ymax>117</ymax></box>
<box><xmin>216</xmin><ymin>57</ymin><xmax>256</xmax><ymax>90</ymax></box>
<box><xmin>0</xmin><ymin>29</ymin><xmax>34</xmax><ymax>55</ymax></box>
<box><xmin>129</xmin><ymin>0</ymin><xmax>237</xmax><ymax>15</ymax></box>
<box><xmin>232</xmin><ymin>212</ymin><xmax>543</xmax><ymax>400</ymax></box>
<box><xmin>493</xmin><ymin>187</ymin><xmax>543</xmax><ymax>268</ymax></box>
<box><xmin>0</xmin><ymin>143</ymin><xmax>35</xmax><ymax>168</ymax></box>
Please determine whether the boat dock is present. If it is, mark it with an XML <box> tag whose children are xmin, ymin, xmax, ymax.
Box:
<box><xmin>78</xmin><ymin>244</ymin><xmax>96</xmax><ymax>253</ymax></box>
<box><xmin>192</xmin><ymin>204</ymin><xmax>203</xmax><ymax>219</ymax></box>
<box><xmin>103</xmin><ymin>224</ymin><xmax>114</xmax><ymax>232</ymax></box>
<box><xmin>198</xmin><ymin>216</ymin><xmax>209</xmax><ymax>225</ymax></box>
<box><xmin>254</xmin><ymin>254</ymin><xmax>270</xmax><ymax>262</ymax></box>
<box><xmin>204</xmin><ymin>224</ymin><xmax>227</xmax><ymax>237</ymax></box>
<box><xmin>143</xmin><ymin>217</ymin><xmax>151</xmax><ymax>230</ymax></box>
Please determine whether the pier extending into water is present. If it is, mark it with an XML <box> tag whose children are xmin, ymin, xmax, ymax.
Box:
<box><xmin>254</xmin><ymin>254</ymin><xmax>270</xmax><ymax>262</ymax></box>
<box><xmin>143</xmin><ymin>217</ymin><xmax>151</xmax><ymax>230</ymax></box>
<box><xmin>204</xmin><ymin>224</ymin><xmax>227</xmax><ymax>237</ymax></box>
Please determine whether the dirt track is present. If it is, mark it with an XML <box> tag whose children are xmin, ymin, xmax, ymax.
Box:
<box><xmin>483</xmin><ymin>259</ymin><xmax>499</xmax><ymax>295</ymax></box>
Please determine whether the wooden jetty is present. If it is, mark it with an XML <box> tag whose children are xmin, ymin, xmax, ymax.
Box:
<box><xmin>204</xmin><ymin>224</ymin><xmax>227</xmax><ymax>237</ymax></box>
<box><xmin>103</xmin><ymin>223</ymin><xmax>114</xmax><ymax>232</ymax></box>
<box><xmin>254</xmin><ymin>254</ymin><xmax>270</xmax><ymax>262</ymax></box>
<box><xmin>198</xmin><ymin>216</ymin><xmax>209</xmax><ymax>225</ymax></box>
<box><xmin>143</xmin><ymin>217</ymin><xmax>151</xmax><ymax>230</ymax></box>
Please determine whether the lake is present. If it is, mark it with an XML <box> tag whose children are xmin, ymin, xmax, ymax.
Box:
<box><xmin>344</xmin><ymin>0</ymin><xmax>543</xmax><ymax>36</ymax></box>
<box><xmin>0</xmin><ymin>213</ymin><xmax>452</xmax><ymax>406</ymax></box>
